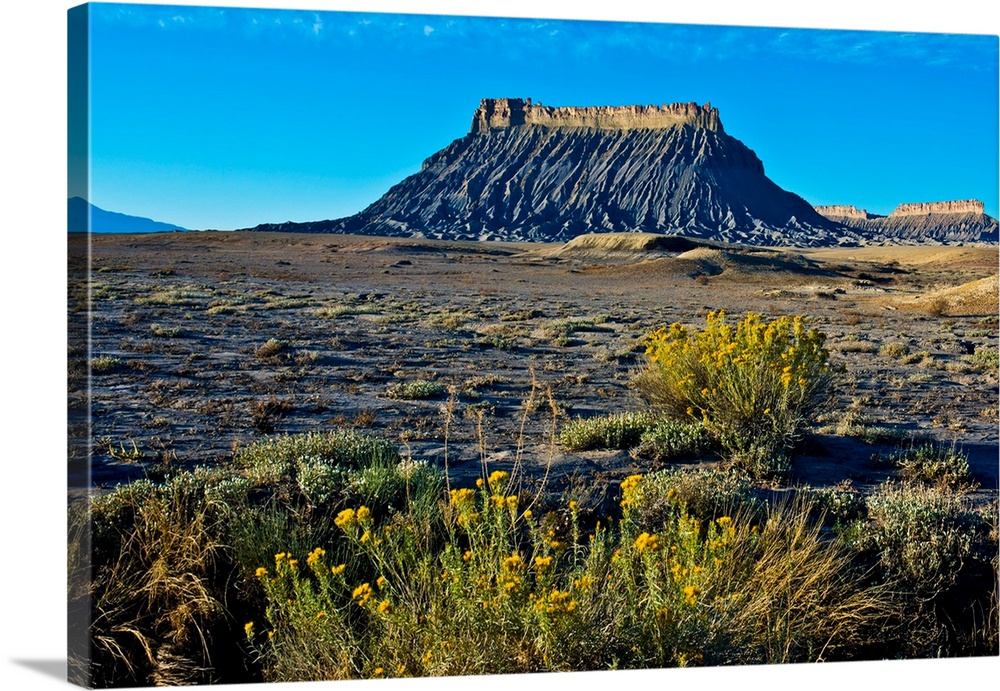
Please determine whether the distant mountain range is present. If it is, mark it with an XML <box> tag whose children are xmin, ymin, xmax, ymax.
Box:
<box><xmin>243</xmin><ymin>98</ymin><xmax>997</xmax><ymax>247</ymax></box>
<box><xmin>68</xmin><ymin>197</ymin><xmax>186</xmax><ymax>234</ymax></box>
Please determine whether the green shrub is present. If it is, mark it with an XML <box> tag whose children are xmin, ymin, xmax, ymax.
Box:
<box><xmin>807</xmin><ymin>481</ymin><xmax>866</xmax><ymax>527</ymax></box>
<box><xmin>636</xmin><ymin>311</ymin><xmax>834</xmax><ymax>477</ymax></box>
<box><xmin>857</xmin><ymin>482</ymin><xmax>988</xmax><ymax>598</ymax></box>
<box><xmin>236</xmin><ymin>430</ymin><xmax>399</xmax><ymax>487</ymax></box>
<box><xmin>966</xmin><ymin>345</ymin><xmax>999</xmax><ymax>373</ymax></box>
<box><xmin>833</xmin><ymin>410</ymin><xmax>911</xmax><ymax>445</ymax></box>
<box><xmin>558</xmin><ymin>411</ymin><xmax>660</xmax><ymax>451</ymax></box>
<box><xmin>883</xmin><ymin>442</ymin><xmax>975</xmax><ymax>490</ymax></box>
<box><xmin>385</xmin><ymin>379</ymin><xmax>447</xmax><ymax>400</ymax></box>
<box><xmin>619</xmin><ymin>467</ymin><xmax>756</xmax><ymax>528</ymax></box>
<box><xmin>91</xmin><ymin>355</ymin><xmax>124</xmax><ymax>374</ymax></box>
<box><xmin>631</xmin><ymin>421</ymin><xmax>714</xmax><ymax>462</ymax></box>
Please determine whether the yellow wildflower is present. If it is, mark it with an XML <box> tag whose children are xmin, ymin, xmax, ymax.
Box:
<box><xmin>255</xmin><ymin>567</ymin><xmax>268</xmax><ymax>578</ymax></box>
<box><xmin>634</xmin><ymin>532</ymin><xmax>660</xmax><ymax>552</ymax></box>
<box><xmin>534</xmin><ymin>555</ymin><xmax>554</xmax><ymax>571</ymax></box>
<box><xmin>488</xmin><ymin>470</ymin><xmax>509</xmax><ymax>486</ymax></box>
<box><xmin>522</xmin><ymin>509</ymin><xmax>533</xmax><ymax>520</ymax></box>
<box><xmin>356</xmin><ymin>505</ymin><xmax>371</xmax><ymax>522</ymax></box>
<box><xmin>501</xmin><ymin>553</ymin><xmax>523</xmax><ymax>571</ymax></box>
<box><xmin>334</xmin><ymin>508</ymin><xmax>356</xmax><ymax>528</ymax></box>
<box><xmin>331</xmin><ymin>563</ymin><xmax>346</xmax><ymax>575</ymax></box>
<box><xmin>306</xmin><ymin>547</ymin><xmax>326</xmax><ymax>566</ymax></box>
<box><xmin>683</xmin><ymin>585</ymin><xmax>700</xmax><ymax>605</ymax></box>
<box><xmin>449</xmin><ymin>488</ymin><xmax>475</xmax><ymax>506</ymax></box>
<box><xmin>462</xmin><ymin>550</ymin><xmax>473</xmax><ymax>562</ymax></box>
<box><xmin>378</xmin><ymin>599</ymin><xmax>391</xmax><ymax>614</ymax></box>
<box><xmin>352</xmin><ymin>582</ymin><xmax>373</xmax><ymax>605</ymax></box>
<box><xmin>506</xmin><ymin>495</ymin><xmax>519</xmax><ymax>510</ymax></box>
<box><xmin>374</xmin><ymin>668</ymin><xmax>384</xmax><ymax>677</ymax></box>
<box><xmin>316</xmin><ymin>611</ymin><xmax>326</xmax><ymax>620</ymax></box>
<box><xmin>244</xmin><ymin>621</ymin><xmax>255</xmax><ymax>639</ymax></box>
<box><xmin>568</xmin><ymin>500</ymin><xmax>578</xmax><ymax>511</ymax></box>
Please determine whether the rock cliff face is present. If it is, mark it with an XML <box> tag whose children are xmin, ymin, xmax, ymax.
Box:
<box><xmin>813</xmin><ymin>205</ymin><xmax>874</xmax><ymax>221</ymax></box>
<box><xmin>251</xmin><ymin>98</ymin><xmax>854</xmax><ymax>246</ymax></box>
<box><xmin>470</xmin><ymin>98</ymin><xmax>723</xmax><ymax>133</ymax></box>
<box><xmin>814</xmin><ymin>199</ymin><xmax>997</xmax><ymax>244</ymax></box>
<box><xmin>890</xmin><ymin>200</ymin><xmax>984</xmax><ymax>216</ymax></box>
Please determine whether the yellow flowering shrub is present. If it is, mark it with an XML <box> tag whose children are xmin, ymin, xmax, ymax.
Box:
<box><xmin>639</xmin><ymin>311</ymin><xmax>834</xmax><ymax>475</ymax></box>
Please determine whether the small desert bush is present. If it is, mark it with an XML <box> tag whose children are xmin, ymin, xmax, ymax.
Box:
<box><xmin>236</xmin><ymin>430</ymin><xmax>399</xmax><ymax>488</ymax></box>
<box><xmin>75</xmin><ymin>473</ymin><xmax>241</xmax><ymax>687</ymax></box>
<box><xmin>807</xmin><ymin>481</ymin><xmax>866</xmax><ymax>527</ymax></box>
<box><xmin>831</xmin><ymin>409</ymin><xmax>910</xmax><ymax>445</ymax></box>
<box><xmin>251</xmin><ymin>396</ymin><xmax>295</xmax><ymax>434</ymax></box>
<box><xmin>150</xmin><ymin>323</ymin><xmax>185</xmax><ymax>338</ymax></box>
<box><xmin>882</xmin><ymin>442</ymin><xmax>975</xmax><ymax>491</ymax></box>
<box><xmin>385</xmin><ymin>379</ymin><xmax>447</xmax><ymax>400</ymax></box>
<box><xmin>636</xmin><ymin>311</ymin><xmax>835</xmax><ymax>476</ymax></box>
<box><xmin>851</xmin><ymin>482</ymin><xmax>997</xmax><ymax>656</ymax></box>
<box><xmin>91</xmin><ymin>355</ymin><xmax>124</xmax><ymax>374</ymax></box>
<box><xmin>255</xmin><ymin>338</ymin><xmax>288</xmax><ymax>359</ymax></box>
<box><xmin>966</xmin><ymin>345</ymin><xmax>999</xmax><ymax>373</ymax></box>
<box><xmin>857</xmin><ymin>482</ymin><xmax>987</xmax><ymax>596</ymax></box>
<box><xmin>619</xmin><ymin>467</ymin><xmax>756</xmax><ymax>527</ymax></box>
<box><xmin>73</xmin><ymin>430</ymin><xmax>418</xmax><ymax>687</ymax></box>
<box><xmin>878</xmin><ymin>341</ymin><xmax>910</xmax><ymax>358</ymax></box>
<box><xmin>631</xmin><ymin>421</ymin><xmax>715</xmax><ymax>462</ymax></box>
<box><xmin>558</xmin><ymin>411</ymin><xmax>660</xmax><ymax>451</ymax></box>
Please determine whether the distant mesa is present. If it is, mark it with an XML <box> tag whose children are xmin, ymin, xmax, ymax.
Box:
<box><xmin>246</xmin><ymin>97</ymin><xmax>854</xmax><ymax>246</ymax></box>
<box><xmin>68</xmin><ymin>197</ymin><xmax>187</xmax><ymax>234</ymax></box>
<box><xmin>814</xmin><ymin>199</ymin><xmax>997</xmax><ymax>244</ymax></box>
<box><xmin>245</xmin><ymin>97</ymin><xmax>994</xmax><ymax>247</ymax></box>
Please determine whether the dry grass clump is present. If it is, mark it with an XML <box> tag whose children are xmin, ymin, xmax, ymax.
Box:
<box><xmin>254</xmin><ymin>337</ymin><xmax>289</xmax><ymax>359</ymax></box>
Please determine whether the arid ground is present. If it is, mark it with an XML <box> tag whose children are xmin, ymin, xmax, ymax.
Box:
<box><xmin>69</xmin><ymin>231</ymin><xmax>998</xmax><ymax>505</ymax></box>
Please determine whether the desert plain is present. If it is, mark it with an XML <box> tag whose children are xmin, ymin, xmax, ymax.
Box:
<box><xmin>68</xmin><ymin>230</ymin><xmax>999</xmax><ymax>507</ymax></box>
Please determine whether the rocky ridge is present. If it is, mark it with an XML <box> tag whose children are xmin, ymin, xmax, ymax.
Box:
<box><xmin>250</xmin><ymin>98</ymin><xmax>855</xmax><ymax>247</ymax></box>
<box><xmin>815</xmin><ymin>199</ymin><xmax>998</xmax><ymax>244</ymax></box>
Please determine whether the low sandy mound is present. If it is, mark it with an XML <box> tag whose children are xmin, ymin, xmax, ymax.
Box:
<box><xmin>908</xmin><ymin>275</ymin><xmax>999</xmax><ymax>316</ymax></box>
<box><xmin>675</xmin><ymin>247</ymin><xmax>826</xmax><ymax>277</ymax></box>
<box><xmin>546</xmin><ymin>232</ymin><xmax>705</xmax><ymax>261</ymax></box>
<box><xmin>582</xmin><ymin>246</ymin><xmax>837</xmax><ymax>284</ymax></box>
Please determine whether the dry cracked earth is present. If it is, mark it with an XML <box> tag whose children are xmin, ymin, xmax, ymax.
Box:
<box><xmin>68</xmin><ymin>232</ymin><xmax>999</xmax><ymax>507</ymax></box>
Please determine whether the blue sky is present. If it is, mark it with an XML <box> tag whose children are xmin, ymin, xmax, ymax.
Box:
<box><xmin>78</xmin><ymin>1</ymin><xmax>999</xmax><ymax>229</ymax></box>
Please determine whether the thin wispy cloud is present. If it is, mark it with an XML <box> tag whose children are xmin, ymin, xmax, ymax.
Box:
<box><xmin>90</xmin><ymin>3</ymin><xmax>996</xmax><ymax>73</ymax></box>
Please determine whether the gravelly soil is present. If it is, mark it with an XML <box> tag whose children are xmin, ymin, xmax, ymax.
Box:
<box><xmin>68</xmin><ymin>232</ymin><xmax>998</xmax><ymax>505</ymax></box>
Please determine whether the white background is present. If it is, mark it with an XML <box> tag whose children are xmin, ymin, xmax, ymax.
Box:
<box><xmin>1</xmin><ymin>1</ymin><xmax>997</xmax><ymax>689</ymax></box>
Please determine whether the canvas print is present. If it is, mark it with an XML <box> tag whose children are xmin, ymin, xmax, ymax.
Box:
<box><xmin>67</xmin><ymin>2</ymin><xmax>999</xmax><ymax>687</ymax></box>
